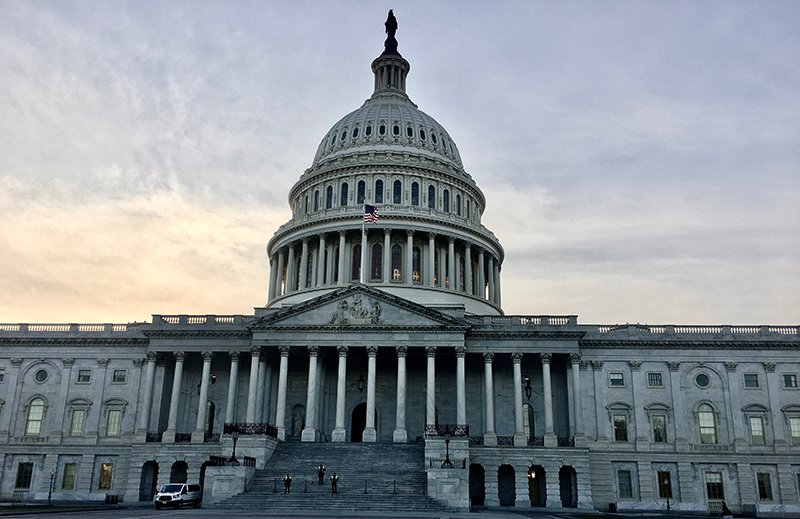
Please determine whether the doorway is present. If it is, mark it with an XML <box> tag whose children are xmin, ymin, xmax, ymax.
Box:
<box><xmin>528</xmin><ymin>465</ymin><xmax>546</xmax><ymax>506</ymax></box>
<box><xmin>497</xmin><ymin>464</ymin><xmax>516</xmax><ymax>506</ymax></box>
<box><xmin>139</xmin><ymin>461</ymin><xmax>158</xmax><ymax>501</ymax></box>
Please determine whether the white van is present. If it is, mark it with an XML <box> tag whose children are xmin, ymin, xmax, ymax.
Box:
<box><xmin>153</xmin><ymin>483</ymin><xmax>202</xmax><ymax>509</ymax></box>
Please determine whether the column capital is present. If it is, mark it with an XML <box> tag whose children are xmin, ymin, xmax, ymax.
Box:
<box><xmin>250</xmin><ymin>346</ymin><xmax>261</xmax><ymax>358</ymax></box>
<box><xmin>11</xmin><ymin>358</ymin><xmax>23</xmax><ymax>367</ymax></box>
<box><xmin>337</xmin><ymin>345</ymin><xmax>349</xmax><ymax>357</ymax></box>
<box><xmin>229</xmin><ymin>350</ymin><xmax>240</xmax><ymax>361</ymax></box>
<box><xmin>455</xmin><ymin>346</ymin><xmax>467</xmax><ymax>358</ymax></box>
<box><xmin>146</xmin><ymin>351</ymin><xmax>158</xmax><ymax>362</ymax></box>
<box><xmin>511</xmin><ymin>352</ymin><xmax>523</xmax><ymax>363</ymax></box>
<box><xmin>724</xmin><ymin>362</ymin><xmax>737</xmax><ymax>373</ymax></box>
<box><xmin>132</xmin><ymin>358</ymin><xmax>145</xmax><ymax>368</ymax></box>
<box><xmin>667</xmin><ymin>361</ymin><xmax>680</xmax><ymax>372</ymax></box>
<box><xmin>279</xmin><ymin>345</ymin><xmax>290</xmax><ymax>356</ymax></box>
<box><xmin>425</xmin><ymin>345</ymin><xmax>437</xmax><ymax>358</ymax></box>
<box><xmin>483</xmin><ymin>351</ymin><xmax>494</xmax><ymax>363</ymax></box>
<box><xmin>428</xmin><ymin>232</ymin><xmax>436</xmax><ymax>239</ymax></box>
<box><xmin>97</xmin><ymin>357</ymin><xmax>110</xmax><ymax>367</ymax></box>
<box><xmin>367</xmin><ymin>345</ymin><xmax>379</xmax><ymax>357</ymax></box>
<box><xmin>569</xmin><ymin>353</ymin><xmax>582</xmax><ymax>365</ymax></box>
<box><xmin>318</xmin><ymin>232</ymin><xmax>326</xmax><ymax>239</ymax></box>
<box><xmin>762</xmin><ymin>362</ymin><xmax>776</xmax><ymax>373</ymax></box>
<box><xmin>396</xmin><ymin>345</ymin><xmax>408</xmax><ymax>358</ymax></box>
<box><xmin>448</xmin><ymin>236</ymin><xmax>455</xmax><ymax>244</ymax></box>
<box><xmin>308</xmin><ymin>345</ymin><xmax>320</xmax><ymax>357</ymax></box>
<box><xmin>406</xmin><ymin>229</ymin><xmax>414</xmax><ymax>237</ymax></box>
<box><xmin>540</xmin><ymin>352</ymin><xmax>552</xmax><ymax>364</ymax></box>
<box><xmin>174</xmin><ymin>351</ymin><xmax>186</xmax><ymax>362</ymax></box>
<box><xmin>628</xmin><ymin>360</ymin><xmax>641</xmax><ymax>371</ymax></box>
<box><xmin>201</xmin><ymin>351</ymin><xmax>213</xmax><ymax>362</ymax></box>
<box><xmin>302</xmin><ymin>237</ymin><xmax>309</xmax><ymax>244</ymax></box>
<box><xmin>590</xmin><ymin>360</ymin><xmax>603</xmax><ymax>371</ymax></box>
<box><xmin>384</xmin><ymin>227</ymin><xmax>392</xmax><ymax>236</ymax></box>
<box><xmin>339</xmin><ymin>229</ymin><xmax>346</xmax><ymax>237</ymax></box>
<box><xmin>62</xmin><ymin>358</ymin><xmax>75</xmax><ymax>368</ymax></box>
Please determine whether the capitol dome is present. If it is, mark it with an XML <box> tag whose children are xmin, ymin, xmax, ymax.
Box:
<box><xmin>266</xmin><ymin>13</ymin><xmax>504</xmax><ymax>315</ymax></box>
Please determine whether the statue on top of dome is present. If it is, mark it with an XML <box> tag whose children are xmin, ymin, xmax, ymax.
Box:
<box><xmin>385</xmin><ymin>9</ymin><xmax>397</xmax><ymax>39</ymax></box>
<box><xmin>381</xmin><ymin>9</ymin><xmax>400</xmax><ymax>56</ymax></box>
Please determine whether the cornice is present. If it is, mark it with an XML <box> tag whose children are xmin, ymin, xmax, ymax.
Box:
<box><xmin>580</xmin><ymin>339</ymin><xmax>800</xmax><ymax>350</ymax></box>
<box><xmin>258</xmin><ymin>324</ymin><xmax>468</xmax><ymax>334</ymax></box>
<box><xmin>142</xmin><ymin>330</ymin><xmax>251</xmax><ymax>340</ymax></box>
<box><xmin>467</xmin><ymin>330</ymin><xmax>585</xmax><ymax>341</ymax></box>
<box><xmin>0</xmin><ymin>337</ymin><xmax>149</xmax><ymax>346</ymax></box>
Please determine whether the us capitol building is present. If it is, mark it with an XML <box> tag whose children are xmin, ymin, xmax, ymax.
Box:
<box><xmin>1</xmin><ymin>12</ymin><xmax>798</xmax><ymax>516</ymax></box>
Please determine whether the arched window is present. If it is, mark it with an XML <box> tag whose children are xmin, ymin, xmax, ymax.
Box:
<box><xmin>314</xmin><ymin>191</ymin><xmax>320</xmax><ymax>212</ymax></box>
<box><xmin>393</xmin><ymin>180</ymin><xmax>402</xmax><ymax>204</ymax></box>
<box><xmin>304</xmin><ymin>195</ymin><xmax>309</xmax><ymax>215</ymax></box>
<box><xmin>305</xmin><ymin>254</ymin><xmax>314</xmax><ymax>287</ymax></box>
<box><xmin>351</xmin><ymin>244</ymin><xmax>361</xmax><ymax>281</ymax></box>
<box><xmin>698</xmin><ymin>404</ymin><xmax>718</xmax><ymax>444</ymax></box>
<box><xmin>365</xmin><ymin>125</ymin><xmax>372</xmax><ymax>137</ymax></box>
<box><xmin>466</xmin><ymin>199</ymin><xmax>471</xmax><ymax>219</ymax></box>
<box><xmin>412</xmin><ymin>246</ymin><xmax>422</xmax><ymax>283</ymax></box>
<box><xmin>443</xmin><ymin>189</ymin><xmax>450</xmax><ymax>212</ymax></box>
<box><xmin>522</xmin><ymin>403</ymin><xmax>534</xmax><ymax>439</ymax></box>
<box><xmin>456</xmin><ymin>194</ymin><xmax>462</xmax><ymax>216</ymax></box>
<box><xmin>427</xmin><ymin>185</ymin><xmax>436</xmax><ymax>209</ymax></box>
<box><xmin>411</xmin><ymin>182</ymin><xmax>419</xmax><ymax>206</ymax></box>
<box><xmin>374</xmin><ymin>179</ymin><xmax>384</xmax><ymax>203</ymax></box>
<box><xmin>25</xmin><ymin>398</ymin><xmax>45</xmax><ymax>436</ymax></box>
<box><xmin>406</xmin><ymin>126</ymin><xmax>413</xmax><ymax>137</ymax></box>
<box><xmin>357</xmin><ymin>180</ymin><xmax>366</xmax><ymax>204</ymax></box>
<box><xmin>326</xmin><ymin>186</ymin><xmax>333</xmax><ymax>209</ymax></box>
<box><xmin>392</xmin><ymin>124</ymin><xmax>400</xmax><ymax>136</ymax></box>
<box><xmin>340</xmin><ymin>182</ymin><xmax>349</xmax><ymax>207</ymax></box>
<box><xmin>391</xmin><ymin>244</ymin><xmax>402</xmax><ymax>281</ymax></box>
<box><xmin>370</xmin><ymin>243</ymin><xmax>382</xmax><ymax>281</ymax></box>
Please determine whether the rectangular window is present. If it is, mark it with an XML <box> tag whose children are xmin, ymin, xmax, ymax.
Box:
<box><xmin>111</xmin><ymin>369</ymin><xmax>127</xmax><ymax>383</ymax></box>
<box><xmin>744</xmin><ymin>373</ymin><xmax>759</xmax><ymax>388</ymax></box>
<box><xmin>62</xmin><ymin>463</ymin><xmax>77</xmax><ymax>490</ymax></box>
<box><xmin>15</xmin><ymin>462</ymin><xmax>34</xmax><ymax>489</ymax></box>
<box><xmin>106</xmin><ymin>410</ymin><xmax>121</xmax><ymax>437</ymax></box>
<box><xmin>69</xmin><ymin>409</ymin><xmax>86</xmax><ymax>436</ymax></box>
<box><xmin>749</xmin><ymin>416</ymin><xmax>765</xmax><ymax>445</ymax></box>
<box><xmin>784</xmin><ymin>374</ymin><xmax>798</xmax><ymax>388</ymax></box>
<box><xmin>789</xmin><ymin>417</ymin><xmax>800</xmax><ymax>446</ymax></box>
<box><xmin>705</xmin><ymin>472</ymin><xmax>725</xmax><ymax>500</ymax></box>
<box><xmin>757</xmin><ymin>472</ymin><xmax>773</xmax><ymax>501</ymax></box>
<box><xmin>647</xmin><ymin>372</ymin><xmax>663</xmax><ymax>387</ymax></box>
<box><xmin>652</xmin><ymin>415</ymin><xmax>668</xmax><ymax>443</ymax></box>
<box><xmin>657</xmin><ymin>471</ymin><xmax>672</xmax><ymax>499</ymax></box>
<box><xmin>98</xmin><ymin>463</ymin><xmax>113</xmax><ymax>490</ymax></box>
<box><xmin>613</xmin><ymin>415</ymin><xmax>628</xmax><ymax>442</ymax></box>
<box><xmin>609</xmin><ymin>372</ymin><xmax>625</xmax><ymax>386</ymax></box>
<box><xmin>617</xmin><ymin>470</ymin><xmax>633</xmax><ymax>499</ymax></box>
<box><xmin>76</xmin><ymin>369</ymin><xmax>91</xmax><ymax>383</ymax></box>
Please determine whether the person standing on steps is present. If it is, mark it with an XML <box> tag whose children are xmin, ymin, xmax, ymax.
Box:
<box><xmin>330</xmin><ymin>472</ymin><xmax>338</xmax><ymax>494</ymax></box>
<box><xmin>317</xmin><ymin>464</ymin><xmax>326</xmax><ymax>485</ymax></box>
<box><xmin>283</xmin><ymin>473</ymin><xmax>292</xmax><ymax>494</ymax></box>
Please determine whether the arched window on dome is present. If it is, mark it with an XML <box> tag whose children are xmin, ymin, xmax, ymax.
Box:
<box><xmin>326</xmin><ymin>186</ymin><xmax>333</xmax><ymax>209</ymax></box>
<box><xmin>365</xmin><ymin>125</ymin><xmax>372</xmax><ymax>137</ymax></box>
<box><xmin>392</xmin><ymin>124</ymin><xmax>400</xmax><ymax>136</ymax></box>
<box><xmin>406</xmin><ymin>126</ymin><xmax>413</xmax><ymax>138</ymax></box>
<box><xmin>304</xmin><ymin>195</ymin><xmax>309</xmax><ymax>215</ymax></box>
<box><xmin>443</xmin><ymin>189</ymin><xmax>450</xmax><ymax>213</ymax></box>
<box><xmin>411</xmin><ymin>182</ymin><xmax>419</xmax><ymax>206</ymax></box>
<box><xmin>25</xmin><ymin>397</ymin><xmax>45</xmax><ymax>436</ymax></box>
<box><xmin>351</xmin><ymin>244</ymin><xmax>361</xmax><ymax>281</ymax></box>
<box><xmin>391</xmin><ymin>244</ymin><xmax>402</xmax><ymax>281</ymax></box>
<box><xmin>331</xmin><ymin>134</ymin><xmax>337</xmax><ymax>146</ymax></box>
<box><xmin>466</xmin><ymin>199</ymin><xmax>471</xmax><ymax>220</ymax></box>
<box><xmin>314</xmin><ymin>191</ymin><xmax>320</xmax><ymax>212</ymax></box>
<box><xmin>340</xmin><ymin>182</ymin><xmax>349</xmax><ymax>207</ymax></box>
<box><xmin>419</xmin><ymin>128</ymin><xmax>426</xmax><ymax>141</ymax></box>
<box><xmin>370</xmin><ymin>243</ymin><xmax>382</xmax><ymax>281</ymax></box>
<box><xmin>456</xmin><ymin>194</ymin><xmax>462</xmax><ymax>216</ymax></box>
<box><xmin>393</xmin><ymin>180</ymin><xmax>402</xmax><ymax>204</ymax></box>
<box><xmin>412</xmin><ymin>247</ymin><xmax>422</xmax><ymax>284</ymax></box>
<box><xmin>374</xmin><ymin>180</ymin><xmax>383</xmax><ymax>203</ymax></box>
<box><xmin>427</xmin><ymin>185</ymin><xmax>436</xmax><ymax>209</ymax></box>
<box><xmin>379</xmin><ymin>124</ymin><xmax>386</xmax><ymax>136</ymax></box>
<box><xmin>352</xmin><ymin>127</ymin><xmax>359</xmax><ymax>139</ymax></box>
<box><xmin>431</xmin><ymin>132</ymin><xmax>438</xmax><ymax>144</ymax></box>
<box><xmin>357</xmin><ymin>180</ymin><xmax>366</xmax><ymax>204</ymax></box>
<box><xmin>340</xmin><ymin>130</ymin><xmax>347</xmax><ymax>142</ymax></box>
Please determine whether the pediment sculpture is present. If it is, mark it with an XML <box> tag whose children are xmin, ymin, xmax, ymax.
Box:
<box><xmin>329</xmin><ymin>294</ymin><xmax>383</xmax><ymax>325</ymax></box>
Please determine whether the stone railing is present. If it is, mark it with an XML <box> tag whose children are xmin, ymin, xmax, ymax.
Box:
<box><xmin>224</xmin><ymin>422</ymin><xmax>278</xmax><ymax>437</ymax></box>
<box><xmin>595</xmin><ymin>324</ymin><xmax>798</xmax><ymax>336</ymax></box>
<box><xmin>146</xmin><ymin>432</ymin><xmax>163</xmax><ymax>443</ymax></box>
<box><xmin>423</xmin><ymin>424</ymin><xmax>469</xmax><ymax>437</ymax></box>
<box><xmin>0</xmin><ymin>323</ymin><xmax>140</xmax><ymax>334</ymax></box>
<box><xmin>463</xmin><ymin>315</ymin><xmax>578</xmax><ymax>326</ymax></box>
<box><xmin>152</xmin><ymin>315</ymin><xmax>254</xmax><ymax>326</ymax></box>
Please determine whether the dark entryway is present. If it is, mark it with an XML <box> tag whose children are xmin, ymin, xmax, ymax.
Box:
<box><xmin>351</xmin><ymin>402</ymin><xmax>366</xmax><ymax>442</ymax></box>
<box><xmin>469</xmin><ymin>464</ymin><xmax>486</xmax><ymax>506</ymax></box>
<box><xmin>170</xmin><ymin>461</ymin><xmax>188</xmax><ymax>483</ymax></box>
<box><xmin>497</xmin><ymin>464</ymin><xmax>516</xmax><ymax>506</ymax></box>
<box><xmin>139</xmin><ymin>461</ymin><xmax>158</xmax><ymax>501</ymax></box>
<box><xmin>528</xmin><ymin>465</ymin><xmax>546</xmax><ymax>506</ymax></box>
<box><xmin>559</xmin><ymin>465</ymin><xmax>577</xmax><ymax>507</ymax></box>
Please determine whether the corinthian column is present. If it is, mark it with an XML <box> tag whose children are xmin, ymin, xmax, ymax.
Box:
<box><xmin>483</xmin><ymin>352</ymin><xmax>497</xmax><ymax>446</ymax></box>
<box><xmin>426</xmin><ymin>346</ymin><xmax>437</xmax><ymax>428</ymax></box>
<box><xmin>541</xmin><ymin>353</ymin><xmax>557</xmax><ymax>447</ymax></box>
<box><xmin>393</xmin><ymin>345</ymin><xmax>408</xmax><ymax>443</ymax></box>
<box><xmin>448</xmin><ymin>238</ymin><xmax>456</xmax><ymax>290</ymax></box>
<box><xmin>192</xmin><ymin>351</ymin><xmax>213</xmax><ymax>442</ymax></box>
<box><xmin>338</xmin><ymin>231</ymin><xmax>347</xmax><ymax>285</ymax></box>
<box><xmin>363</xmin><ymin>346</ymin><xmax>379</xmax><ymax>442</ymax></box>
<box><xmin>224</xmin><ymin>351</ymin><xmax>240</xmax><ymax>425</ymax></box>
<box><xmin>332</xmin><ymin>346</ymin><xmax>348</xmax><ymax>442</ymax></box>
<box><xmin>512</xmin><ymin>352</ymin><xmax>526</xmax><ymax>446</ymax></box>
<box><xmin>136</xmin><ymin>352</ymin><xmax>158</xmax><ymax>439</ymax></box>
<box><xmin>464</xmin><ymin>243</ymin><xmax>473</xmax><ymax>295</ymax></box>
<box><xmin>164</xmin><ymin>351</ymin><xmax>186</xmax><ymax>443</ymax></box>
<box><xmin>275</xmin><ymin>346</ymin><xmax>290</xmax><ymax>440</ymax></box>
<box><xmin>299</xmin><ymin>238</ymin><xmax>309</xmax><ymax>289</ymax></box>
<box><xmin>302</xmin><ymin>346</ymin><xmax>320</xmax><ymax>442</ymax></box>
<box><xmin>245</xmin><ymin>347</ymin><xmax>261</xmax><ymax>423</ymax></box>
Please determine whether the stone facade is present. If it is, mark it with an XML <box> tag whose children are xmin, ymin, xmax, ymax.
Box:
<box><xmin>1</xmin><ymin>13</ymin><xmax>799</xmax><ymax>517</ymax></box>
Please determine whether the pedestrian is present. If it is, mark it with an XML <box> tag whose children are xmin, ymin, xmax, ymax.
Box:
<box><xmin>317</xmin><ymin>464</ymin><xmax>326</xmax><ymax>485</ymax></box>
<box><xmin>330</xmin><ymin>472</ymin><xmax>338</xmax><ymax>494</ymax></box>
<box><xmin>720</xmin><ymin>500</ymin><xmax>733</xmax><ymax>518</ymax></box>
<box><xmin>283</xmin><ymin>473</ymin><xmax>292</xmax><ymax>494</ymax></box>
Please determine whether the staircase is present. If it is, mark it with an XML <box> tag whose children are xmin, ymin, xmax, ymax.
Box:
<box><xmin>213</xmin><ymin>442</ymin><xmax>448</xmax><ymax>513</ymax></box>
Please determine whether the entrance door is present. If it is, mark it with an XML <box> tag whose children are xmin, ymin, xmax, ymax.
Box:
<box><xmin>351</xmin><ymin>403</ymin><xmax>366</xmax><ymax>442</ymax></box>
<box><xmin>139</xmin><ymin>461</ymin><xmax>158</xmax><ymax>501</ymax></box>
<box><xmin>528</xmin><ymin>465</ymin><xmax>546</xmax><ymax>506</ymax></box>
<box><xmin>469</xmin><ymin>464</ymin><xmax>486</xmax><ymax>506</ymax></box>
<box><xmin>497</xmin><ymin>465</ymin><xmax>516</xmax><ymax>506</ymax></box>
<box><xmin>559</xmin><ymin>466</ymin><xmax>577</xmax><ymax>507</ymax></box>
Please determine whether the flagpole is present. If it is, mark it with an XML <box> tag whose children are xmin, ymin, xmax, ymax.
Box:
<box><xmin>360</xmin><ymin>211</ymin><xmax>366</xmax><ymax>284</ymax></box>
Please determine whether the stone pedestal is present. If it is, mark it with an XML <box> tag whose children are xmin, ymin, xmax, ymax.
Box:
<box><xmin>362</xmin><ymin>427</ymin><xmax>377</xmax><ymax>442</ymax></box>
<box><xmin>544</xmin><ymin>432</ymin><xmax>557</xmax><ymax>447</ymax></box>
<box><xmin>393</xmin><ymin>428</ymin><xmax>408</xmax><ymax>443</ymax></box>
<box><xmin>301</xmin><ymin>428</ymin><xmax>317</xmax><ymax>442</ymax></box>
<box><xmin>513</xmin><ymin>433</ymin><xmax>528</xmax><ymax>447</ymax></box>
<box><xmin>483</xmin><ymin>431</ymin><xmax>497</xmax><ymax>446</ymax></box>
<box><xmin>331</xmin><ymin>428</ymin><xmax>346</xmax><ymax>442</ymax></box>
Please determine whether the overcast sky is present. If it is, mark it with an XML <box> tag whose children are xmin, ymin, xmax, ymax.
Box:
<box><xmin>1</xmin><ymin>1</ymin><xmax>798</xmax><ymax>325</ymax></box>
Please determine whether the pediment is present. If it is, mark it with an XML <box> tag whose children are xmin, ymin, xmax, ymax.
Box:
<box><xmin>250</xmin><ymin>284</ymin><xmax>467</xmax><ymax>331</ymax></box>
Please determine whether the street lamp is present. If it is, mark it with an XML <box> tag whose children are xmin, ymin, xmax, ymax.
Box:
<box><xmin>228</xmin><ymin>430</ymin><xmax>240</xmax><ymax>464</ymax></box>
<box><xmin>357</xmin><ymin>373</ymin><xmax>366</xmax><ymax>394</ymax></box>
<box><xmin>523</xmin><ymin>376</ymin><xmax>532</xmax><ymax>399</ymax></box>
<box><xmin>441</xmin><ymin>427</ymin><xmax>453</xmax><ymax>468</ymax></box>
<box><xmin>48</xmin><ymin>470</ymin><xmax>55</xmax><ymax>506</ymax></box>
<box><xmin>662</xmin><ymin>474</ymin><xmax>671</xmax><ymax>514</ymax></box>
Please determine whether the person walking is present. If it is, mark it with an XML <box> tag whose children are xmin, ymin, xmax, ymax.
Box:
<box><xmin>283</xmin><ymin>473</ymin><xmax>292</xmax><ymax>494</ymax></box>
<box><xmin>330</xmin><ymin>472</ymin><xmax>338</xmax><ymax>494</ymax></box>
<box><xmin>317</xmin><ymin>464</ymin><xmax>326</xmax><ymax>485</ymax></box>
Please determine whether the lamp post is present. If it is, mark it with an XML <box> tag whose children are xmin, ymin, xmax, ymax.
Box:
<box><xmin>48</xmin><ymin>470</ymin><xmax>55</xmax><ymax>506</ymax></box>
<box><xmin>523</xmin><ymin>376</ymin><xmax>532</xmax><ymax>399</ymax></box>
<box><xmin>228</xmin><ymin>430</ymin><xmax>240</xmax><ymax>464</ymax></box>
<box><xmin>663</xmin><ymin>474</ymin><xmax>671</xmax><ymax>514</ymax></box>
<box><xmin>441</xmin><ymin>427</ymin><xmax>453</xmax><ymax>468</ymax></box>
<box><xmin>357</xmin><ymin>373</ymin><xmax>366</xmax><ymax>394</ymax></box>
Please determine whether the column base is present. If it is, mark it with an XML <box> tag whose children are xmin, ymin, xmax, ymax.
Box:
<box><xmin>331</xmin><ymin>428</ymin><xmax>346</xmax><ymax>442</ymax></box>
<box><xmin>134</xmin><ymin>430</ymin><xmax>147</xmax><ymax>443</ymax></box>
<box><xmin>544</xmin><ymin>433</ymin><xmax>557</xmax><ymax>448</ymax></box>
<box><xmin>675</xmin><ymin>437</ymin><xmax>689</xmax><ymax>452</ymax></box>
<box><xmin>483</xmin><ymin>432</ymin><xmax>497</xmax><ymax>446</ymax></box>
<box><xmin>301</xmin><ymin>428</ymin><xmax>317</xmax><ymax>442</ymax></box>
<box><xmin>513</xmin><ymin>433</ymin><xmax>528</xmax><ymax>447</ymax></box>
<box><xmin>277</xmin><ymin>427</ymin><xmax>286</xmax><ymax>441</ymax></box>
<box><xmin>393</xmin><ymin>429</ymin><xmax>408</xmax><ymax>443</ymax></box>
<box><xmin>362</xmin><ymin>427</ymin><xmax>377</xmax><ymax>443</ymax></box>
<box><xmin>573</xmin><ymin>433</ymin><xmax>588</xmax><ymax>448</ymax></box>
<box><xmin>163</xmin><ymin>429</ymin><xmax>176</xmax><ymax>443</ymax></box>
<box><xmin>191</xmin><ymin>430</ymin><xmax>206</xmax><ymax>443</ymax></box>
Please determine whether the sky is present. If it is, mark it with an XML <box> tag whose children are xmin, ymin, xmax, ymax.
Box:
<box><xmin>1</xmin><ymin>1</ymin><xmax>798</xmax><ymax>325</ymax></box>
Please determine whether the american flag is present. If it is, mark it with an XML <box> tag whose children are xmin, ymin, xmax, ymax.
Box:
<box><xmin>363</xmin><ymin>204</ymin><xmax>378</xmax><ymax>223</ymax></box>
